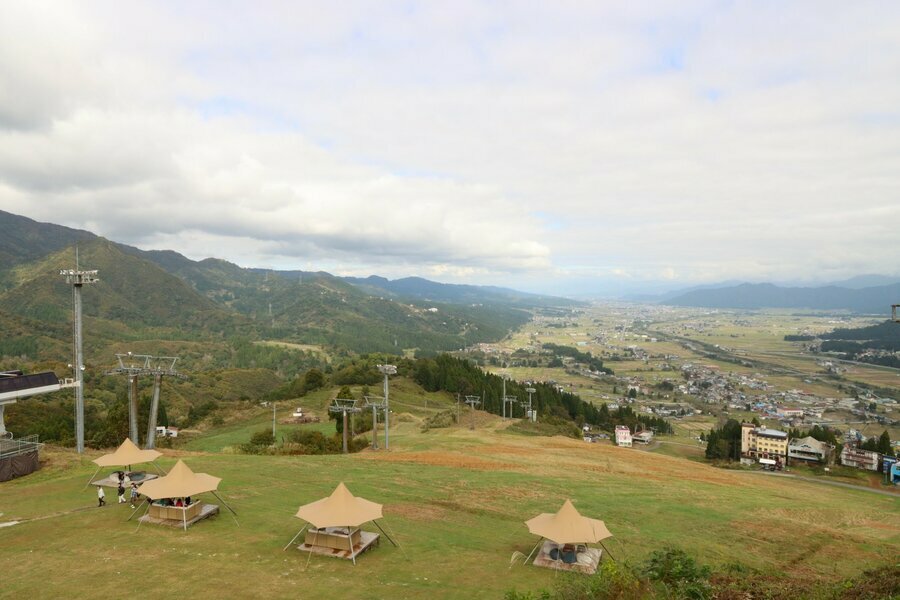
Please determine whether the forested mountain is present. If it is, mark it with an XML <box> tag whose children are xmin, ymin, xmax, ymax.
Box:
<box><xmin>0</xmin><ymin>210</ymin><xmax>552</xmax><ymax>358</ymax></box>
<box><xmin>665</xmin><ymin>282</ymin><xmax>900</xmax><ymax>314</ymax></box>
<box><xmin>341</xmin><ymin>275</ymin><xmax>582</xmax><ymax>307</ymax></box>
<box><xmin>812</xmin><ymin>320</ymin><xmax>900</xmax><ymax>368</ymax></box>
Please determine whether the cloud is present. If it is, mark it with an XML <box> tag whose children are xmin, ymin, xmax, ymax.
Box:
<box><xmin>0</xmin><ymin>1</ymin><xmax>898</xmax><ymax>292</ymax></box>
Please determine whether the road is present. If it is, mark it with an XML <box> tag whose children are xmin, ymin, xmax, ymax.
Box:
<box><xmin>748</xmin><ymin>470</ymin><xmax>900</xmax><ymax>497</ymax></box>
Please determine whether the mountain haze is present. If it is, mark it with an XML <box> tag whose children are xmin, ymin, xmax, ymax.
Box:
<box><xmin>665</xmin><ymin>282</ymin><xmax>900</xmax><ymax>314</ymax></box>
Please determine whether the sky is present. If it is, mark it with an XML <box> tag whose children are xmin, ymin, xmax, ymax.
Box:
<box><xmin>1</xmin><ymin>1</ymin><xmax>898</xmax><ymax>296</ymax></box>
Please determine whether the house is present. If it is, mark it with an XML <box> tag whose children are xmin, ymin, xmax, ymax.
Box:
<box><xmin>615</xmin><ymin>425</ymin><xmax>632</xmax><ymax>448</ymax></box>
<box><xmin>788</xmin><ymin>436</ymin><xmax>832</xmax><ymax>464</ymax></box>
<box><xmin>632</xmin><ymin>431</ymin><xmax>654</xmax><ymax>445</ymax></box>
<box><xmin>740</xmin><ymin>423</ymin><xmax>788</xmax><ymax>467</ymax></box>
<box><xmin>840</xmin><ymin>446</ymin><xmax>879</xmax><ymax>471</ymax></box>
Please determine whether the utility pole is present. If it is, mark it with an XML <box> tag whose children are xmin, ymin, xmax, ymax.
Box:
<box><xmin>377</xmin><ymin>364</ymin><xmax>396</xmax><ymax>449</ymax></box>
<box><xmin>464</xmin><ymin>395</ymin><xmax>481</xmax><ymax>430</ymax></box>
<box><xmin>60</xmin><ymin>251</ymin><xmax>98</xmax><ymax>454</ymax></box>
<box><xmin>273</xmin><ymin>401</ymin><xmax>277</xmax><ymax>439</ymax></box>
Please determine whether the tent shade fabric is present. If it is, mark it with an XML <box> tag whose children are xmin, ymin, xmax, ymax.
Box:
<box><xmin>137</xmin><ymin>460</ymin><xmax>221</xmax><ymax>499</ymax></box>
<box><xmin>92</xmin><ymin>438</ymin><xmax>161</xmax><ymax>468</ymax></box>
<box><xmin>295</xmin><ymin>482</ymin><xmax>383</xmax><ymax>528</ymax></box>
<box><xmin>525</xmin><ymin>500</ymin><xmax>612</xmax><ymax>545</ymax></box>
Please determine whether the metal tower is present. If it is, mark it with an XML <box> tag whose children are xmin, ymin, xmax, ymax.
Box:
<box><xmin>893</xmin><ymin>304</ymin><xmax>899</xmax><ymax>322</ymax></box>
<box><xmin>364</xmin><ymin>395</ymin><xmax>386</xmax><ymax>449</ymax></box>
<box><xmin>377</xmin><ymin>364</ymin><xmax>397</xmax><ymax>449</ymax></box>
<box><xmin>106</xmin><ymin>354</ymin><xmax>183</xmax><ymax>449</ymax></box>
<box><xmin>524</xmin><ymin>387</ymin><xmax>537</xmax><ymax>422</ymax></box>
<box><xmin>503</xmin><ymin>395</ymin><xmax>519</xmax><ymax>419</ymax></box>
<box><xmin>464</xmin><ymin>395</ymin><xmax>481</xmax><ymax>430</ymax></box>
<box><xmin>329</xmin><ymin>398</ymin><xmax>362</xmax><ymax>454</ymax></box>
<box><xmin>60</xmin><ymin>253</ymin><xmax>98</xmax><ymax>454</ymax></box>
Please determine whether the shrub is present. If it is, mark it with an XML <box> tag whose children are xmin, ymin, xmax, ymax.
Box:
<box><xmin>421</xmin><ymin>410</ymin><xmax>455</xmax><ymax>432</ymax></box>
<box><xmin>639</xmin><ymin>547</ymin><xmax>711</xmax><ymax>600</ymax></box>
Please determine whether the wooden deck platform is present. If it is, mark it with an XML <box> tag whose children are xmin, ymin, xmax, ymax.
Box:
<box><xmin>92</xmin><ymin>472</ymin><xmax>159</xmax><ymax>488</ymax></box>
<box><xmin>532</xmin><ymin>540</ymin><xmax>602</xmax><ymax>575</ymax></box>
<box><xmin>138</xmin><ymin>503</ymin><xmax>219</xmax><ymax>528</ymax></box>
<box><xmin>297</xmin><ymin>530</ymin><xmax>380</xmax><ymax>560</ymax></box>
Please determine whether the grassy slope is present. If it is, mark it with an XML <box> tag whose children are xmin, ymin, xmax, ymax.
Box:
<box><xmin>1</xmin><ymin>384</ymin><xmax>898</xmax><ymax>600</ymax></box>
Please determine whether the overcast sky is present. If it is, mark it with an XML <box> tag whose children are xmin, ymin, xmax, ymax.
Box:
<box><xmin>1</xmin><ymin>1</ymin><xmax>898</xmax><ymax>295</ymax></box>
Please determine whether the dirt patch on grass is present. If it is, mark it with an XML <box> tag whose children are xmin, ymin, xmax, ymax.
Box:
<box><xmin>387</xmin><ymin>502</ymin><xmax>449</xmax><ymax>521</ymax></box>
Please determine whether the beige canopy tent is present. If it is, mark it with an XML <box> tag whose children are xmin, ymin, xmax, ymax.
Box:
<box><xmin>130</xmin><ymin>459</ymin><xmax>236</xmax><ymax>530</ymax></box>
<box><xmin>85</xmin><ymin>438</ymin><xmax>165</xmax><ymax>488</ymax></box>
<box><xmin>523</xmin><ymin>500</ymin><xmax>614</xmax><ymax>572</ymax></box>
<box><xmin>283</xmin><ymin>482</ymin><xmax>398</xmax><ymax>564</ymax></box>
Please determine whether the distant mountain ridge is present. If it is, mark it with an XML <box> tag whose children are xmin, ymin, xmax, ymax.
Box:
<box><xmin>0</xmin><ymin>210</ymin><xmax>576</xmax><ymax>355</ymax></box>
<box><xmin>665</xmin><ymin>282</ymin><xmax>900</xmax><ymax>314</ymax></box>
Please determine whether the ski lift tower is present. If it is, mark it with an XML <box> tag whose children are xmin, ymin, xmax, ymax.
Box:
<box><xmin>377</xmin><ymin>364</ymin><xmax>397</xmax><ymax>449</ymax></box>
<box><xmin>464</xmin><ymin>395</ymin><xmax>481</xmax><ymax>430</ymax></box>
<box><xmin>893</xmin><ymin>304</ymin><xmax>899</xmax><ymax>323</ymax></box>
<box><xmin>142</xmin><ymin>355</ymin><xmax>183</xmax><ymax>450</ymax></box>
<box><xmin>364</xmin><ymin>395</ymin><xmax>386</xmax><ymax>450</ymax></box>
<box><xmin>107</xmin><ymin>354</ymin><xmax>184</xmax><ymax>449</ymax></box>
<box><xmin>525</xmin><ymin>387</ymin><xmax>537</xmax><ymax>422</ymax></box>
<box><xmin>329</xmin><ymin>398</ymin><xmax>361</xmax><ymax>454</ymax></box>
<box><xmin>60</xmin><ymin>256</ymin><xmax>98</xmax><ymax>454</ymax></box>
<box><xmin>503</xmin><ymin>395</ymin><xmax>519</xmax><ymax>420</ymax></box>
<box><xmin>106</xmin><ymin>353</ymin><xmax>145</xmax><ymax>444</ymax></box>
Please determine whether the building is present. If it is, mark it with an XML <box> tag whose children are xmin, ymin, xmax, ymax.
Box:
<box><xmin>840</xmin><ymin>446</ymin><xmax>879</xmax><ymax>471</ymax></box>
<box><xmin>788</xmin><ymin>436</ymin><xmax>832</xmax><ymax>464</ymax></box>
<box><xmin>777</xmin><ymin>408</ymin><xmax>805</xmax><ymax>419</ymax></box>
<box><xmin>740</xmin><ymin>423</ymin><xmax>788</xmax><ymax>467</ymax></box>
<box><xmin>632</xmin><ymin>430</ymin><xmax>654</xmax><ymax>445</ymax></box>
<box><xmin>615</xmin><ymin>425</ymin><xmax>632</xmax><ymax>448</ymax></box>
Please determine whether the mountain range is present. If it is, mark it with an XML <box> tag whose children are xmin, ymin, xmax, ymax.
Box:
<box><xmin>664</xmin><ymin>282</ymin><xmax>900</xmax><ymax>314</ymax></box>
<box><xmin>0</xmin><ymin>210</ymin><xmax>578</xmax><ymax>360</ymax></box>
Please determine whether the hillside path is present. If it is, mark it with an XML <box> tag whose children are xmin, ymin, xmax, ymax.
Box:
<box><xmin>749</xmin><ymin>470</ymin><xmax>899</xmax><ymax>497</ymax></box>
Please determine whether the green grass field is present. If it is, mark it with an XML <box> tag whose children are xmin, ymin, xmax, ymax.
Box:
<box><xmin>1</xmin><ymin>404</ymin><xmax>898</xmax><ymax>600</ymax></box>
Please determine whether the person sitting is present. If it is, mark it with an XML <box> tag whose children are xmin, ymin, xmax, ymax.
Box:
<box><xmin>185</xmin><ymin>496</ymin><xmax>192</xmax><ymax>506</ymax></box>
<box><xmin>560</xmin><ymin>544</ymin><xmax>577</xmax><ymax>564</ymax></box>
<box><xmin>175</xmin><ymin>498</ymin><xmax>183</xmax><ymax>507</ymax></box>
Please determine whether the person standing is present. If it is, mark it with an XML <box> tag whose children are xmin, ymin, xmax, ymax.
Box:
<box><xmin>117</xmin><ymin>482</ymin><xmax>126</xmax><ymax>504</ymax></box>
<box><xmin>97</xmin><ymin>486</ymin><xmax>106</xmax><ymax>507</ymax></box>
<box><xmin>129</xmin><ymin>483</ymin><xmax>139</xmax><ymax>509</ymax></box>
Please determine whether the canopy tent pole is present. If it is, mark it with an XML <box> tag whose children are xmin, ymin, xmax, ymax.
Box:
<box><xmin>599</xmin><ymin>540</ymin><xmax>616</xmax><ymax>562</ymax></box>
<box><xmin>135</xmin><ymin>501</ymin><xmax>152</xmax><ymax>531</ymax></box>
<box><xmin>524</xmin><ymin>537</ymin><xmax>544</xmax><ymax>565</ymax></box>
<box><xmin>372</xmin><ymin>520</ymin><xmax>399</xmax><ymax>547</ymax></box>
<box><xmin>127</xmin><ymin>498</ymin><xmax>147</xmax><ymax>521</ymax></box>
<box><xmin>211</xmin><ymin>491</ymin><xmax>239</xmax><ymax>526</ymax></box>
<box><xmin>182</xmin><ymin>502</ymin><xmax>187</xmax><ymax>532</ymax></box>
<box><xmin>282</xmin><ymin>524</ymin><xmax>308</xmax><ymax>551</ymax></box>
<box><xmin>83</xmin><ymin>466</ymin><xmax>102</xmax><ymax>490</ymax></box>
<box><xmin>304</xmin><ymin>528</ymin><xmax>320</xmax><ymax>570</ymax></box>
<box><xmin>348</xmin><ymin>524</ymin><xmax>357</xmax><ymax>566</ymax></box>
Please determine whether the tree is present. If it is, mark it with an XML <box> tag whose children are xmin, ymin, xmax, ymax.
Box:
<box><xmin>628</xmin><ymin>388</ymin><xmax>637</xmax><ymax>399</ymax></box>
<box><xmin>303</xmin><ymin>368</ymin><xmax>326</xmax><ymax>392</ymax></box>
<box><xmin>877</xmin><ymin>430</ymin><xmax>893</xmax><ymax>456</ymax></box>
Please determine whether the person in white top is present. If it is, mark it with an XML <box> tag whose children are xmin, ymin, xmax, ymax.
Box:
<box><xmin>97</xmin><ymin>486</ymin><xmax>106</xmax><ymax>507</ymax></box>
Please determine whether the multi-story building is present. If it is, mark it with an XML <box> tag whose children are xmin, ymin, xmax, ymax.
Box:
<box><xmin>615</xmin><ymin>425</ymin><xmax>632</xmax><ymax>448</ymax></box>
<box><xmin>840</xmin><ymin>446</ymin><xmax>880</xmax><ymax>471</ymax></box>
<box><xmin>787</xmin><ymin>436</ymin><xmax>832</xmax><ymax>464</ymax></box>
<box><xmin>741</xmin><ymin>423</ymin><xmax>788</xmax><ymax>467</ymax></box>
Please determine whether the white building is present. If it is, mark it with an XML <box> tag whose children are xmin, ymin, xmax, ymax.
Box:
<box><xmin>615</xmin><ymin>425</ymin><xmax>632</xmax><ymax>448</ymax></box>
<box><xmin>840</xmin><ymin>446</ymin><xmax>879</xmax><ymax>471</ymax></box>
